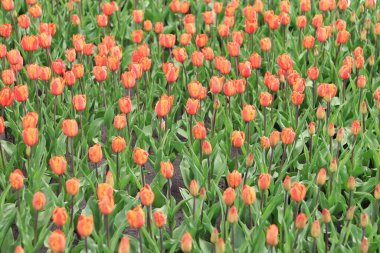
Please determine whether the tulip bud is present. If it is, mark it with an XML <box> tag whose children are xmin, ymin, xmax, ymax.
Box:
<box><xmin>48</xmin><ymin>230</ymin><xmax>66</xmax><ymax>253</ymax></box>
<box><xmin>360</xmin><ymin>212</ymin><xmax>368</xmax><ymax>228</ymax></box>
<box><xmin>199</xmin><ymin>187</ymin><xmax>206</xmax><ymax>200</ymax></box>
<box><xmin>181</xmin><ymin>232</ymin><xmax>192</xmax><ymax>253</ymax></box>
<box><xmin>52</xmin><ymin>207</ymin><xmax>68</xmax><ymax>227</ymax></box>
<box><xmin>140</xmin><ymin>184</ymin><xmax>155</xmax><ymax>206</ymax></box>
<box><xmin>227</xmin><ymin>206</ymin><xmax>238</xmax><ymax>224</ymax></box>
<box><xmin>347</xmin><ymin>176</ymin><xmax>356</xmax><ymax>191</ymax></box>
<box><xmin>283</xmin><ymin>175</ymin><xmax>291</xmax><ymax>192</ymax></box>
<box><xmin>261</xmin><ymin>136</ymin><xmax>270</xmax><ymax>150</ymax></box>
<box><xmin>66</xmin><ymin>178</ymin><xmax>80</xmax><ymax>196</ymax></box>
<box><xmin>316</xmin><ymin>106</ymin><xmax>325</xmax><ymax>120</ymax></box>
<box><xmin>317</xmin><ymin>168</ymin><xmax>327</xmax><ymax>186</ymax></box>
<box><xmin>189</xmin><ymin>180</ymin><xmax>199</xmax><ymax>197</ymax></box>
<box><xmin>215</xmin><ymin>238</ymin><xmax>225</xmax><ymax>253</ymax></box>
<box><xmin>327</xmin><ymin>122</ymin><xmax>335</xmax><ymax>137</ymax></box>
<box><xmin>258</xmin><ymin>173</ymin><xmax>271</xmax><ymax>191</ymax></box>
<box><xmin>322</xmin><ymin>209</ymin><xmax>331</xmax><ymax>223</ymax></box>
<box><xmin>336</xmin><ymin>128</ymin><xmax>344</xmax><ymax>142</ymax></box>
<box><xmin>295</xmin><ymin>212</ymin><xmax>307</xmax><ymax>229</ymax></box>
<box><xmin>375</xmin><ymin>185</ymin><xmax>380</xmax><ymax>200</ymax></box>
<box><xmin>223</xmin><ymin>187</ymin><xmax>236</xmax><ymax>206</ymax></box>
<box><xmin>77</xmin><ymin>215</ymin><xmax>94</xmax><ymax>238</ymax></box>
<box><xmin>369</xmin><ymin>55</ymin><xmax>375</xmax><ymax>66</ymax></box>
<box><xmin>211</xmin><ymin>228</ymin><xmax>219</xmax><ymax>244</ymax></box>
<box><xmin>266</xmin><ymin>225</ymin><xmax>278</xmax><ymax>246</ymax></box>
<box><xmin>32</xmin><ymin>192</ymin><xmax>46</xmax><ymax>211</ymax></box>
<box><xmin>308</xmin><ymin>122</ymin><xmax>316</xmax><ymax>135</ymax></box>
<box><xmin>241</xmin><ymin>185</ymin><xmax>256</xmax><ymax>205</ymax></box>
<box><xmin>346</xmin><ymin>206</ymin><xmax>355</xmax><ymax>220</ymax></box>
<box><xmin>329</xmin><ymin>158</ymin><xmax>338</xmax><ymax>173</ymax></box>
<box><xmin>269</xmin><ymin>131</ymin><xmax>280</xmax><ymax>147</ymax></box>
<box><xmin>14</xmin><ymin>246</ymin><xmax>24</xmax><ymax>253</ymax></box>
<box><xmin>311</xmin><ymin>220</ymin><xmax>321</xmax><ymax>238</ymax></box>
<box><xmin>245</xmin><ymin>153</ymin><xmax>254</xmax><ymax>167</ymax></box>
<box><xmin>360</xmin><ymin>237</ymin><xmax>368</xmax><ymax>253</ymax></box>
<box><xmin>153</xmin><ymin>211</ymin><xmax>166</xmax><ymax>228</ymax></box>
<box><xmin>202</xmin><ymin>141</ymin><xmax>212</xmax><ymax>156</ymax></box>
<box><xmin>118</xmin><ymin>236</ymin><xmax>130</xmax><ymax>253</ymax></box>
<box><xmin>360</xmin><ymin>101</ymin><xmax>367</xmax><ymax>115</ymax></box>
<box><xmin>227</xmin><ymin>170</ymin><xmax>242</xmax><ymax>189</ymax></box>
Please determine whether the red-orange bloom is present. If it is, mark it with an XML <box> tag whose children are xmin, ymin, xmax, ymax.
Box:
<box><xmin>290</xmin><ymin>182</ymin><xmax>306</xmax><ymax>202</ymax></box>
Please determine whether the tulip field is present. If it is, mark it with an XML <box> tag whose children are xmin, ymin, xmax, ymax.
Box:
<box><xmin>1</xmin><ymin>0</ymin><xmax>380</xmax><ymax>252</ymax></box>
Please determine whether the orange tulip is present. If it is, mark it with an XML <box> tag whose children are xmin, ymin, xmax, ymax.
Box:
<box><xmin>210</xmin><ymin>76</ymin><xmax>224</xmax><ymax>94</ymax></box>
<box><xmin>259</xmin><ymin>92</ymin><xmax>273</xmax><ymax>107</ymax></box>
<box><xmin>140</xmin><ymin>184</ymin><xmax>155</xmax><ymax>206</ymax></box>
<box><xmin>118</xmin><ymin>96</ymin><xmax>132</xmax><ymax>114</ymax></box>
<box><xmin>9</xmin><ymin>169</ymin><xmax>24</xmax><ymax>190</ymax></box>
<box><xmin>290</xmin><ymin>182</ymin><xmax>306</xmax><ymax>202</ymax></box>
<box><xmin>72</xmin><ymin>95</ymin><xmax>86</xmax><ymax>111</ymax></box>
<box><xmin>88</xmin><ymin>144</ymin><xmax>103</xmax><ymax>164</ymax></box>
<box><xmin>52</xmin><ymin>207</ymin><xmax>68</xmax><ymax>227</ymax></box>
<box><xmin>185</xmin><ymin>98</ymin><xmax>200</xmax><ymax>115</ymax></box>
<box><xmin>62</xmin><ymin>119</ymin><xmax>78</xmax><ymax>138</ymax></box>
<box><xmin>181</xmin><ymin>232</ymin><xmax>192</xmax><ymax>253</ymax></box>
<box><xmin>153</xmin><ymin>210</ymin><xmax>166</xmax><ymax>228</ymax></box>
<box><xmin>112</xmin><ymin>136</ymin><xmax>126</xmax><ymax>153</ymax></box>
<box><xmin>77</xmin><ymin>214</ymin><xmax>93</xmax><ymax>238</ymax></box>
<box><xmin>66</xmin><ymin>178</ymin><xmax>80</xmax><ymax>196</ymax></box>
<box><xmin>155</xmin><ymin>93</ymin><xmax>174</xmax><ymax>117</ymax></box>
<box><xmin>48</xmin><ymin>229</ymin><xmax>66</xmax><ymax>253</ymax></box>
<box><xmin>160</xmin><ymin>161</ymin><xmax>174</xmax><ymax>179</ymax></box>
<box><xmin>22</xmin><ymin>127</ymin><xmax>38</xmax><ymax>146</ymax></box>
<box><xmin>127</xmin><ymin>206</ymin><xmax>145</xmax><ymax>229</ymax></box>
<box><xmin>223</xmin><ymin>187</ymin><xmax>236</xmax><ymax>206</ymax></box>
<box><xmin>133</xmin><ymin>147</ymin><xmax>148</xmax><ymax>166</ymax></box>
<box><xmin>266</xmin><ymin>224</ymin><xmax>278</xmax><ymax>246</ymax></box>
<box><xmin>193</xmin><ymin>122</ymin><xmax>207</xmax><ymax>140</ymax></box>
<box><xmin>22</xmin><ymin>112</ymin><xmax>38</xmax><ymax>129</ymax></box>
<box><xmin>227</xmin><ymin>170</ymin><xmax>242</xmax><ymax>188</ymax></box>
<box><xmin>32</xmin><ymin>192</ymin><xmax>46</xmax><ymax>211</ymax></box>
<box><xmin>49</xmin><ymin>156</ymin><xmax>67</xmax><ymax>175</ymax></box>
<box><xmin>258</xmin><ymin>173</ymin><xmax>271</xmax><ymax>190</ymax></box>
<box><xmin>118</xmin><ymin>236</ymin><xmax>131</xmax><ymax>253</ymax></box>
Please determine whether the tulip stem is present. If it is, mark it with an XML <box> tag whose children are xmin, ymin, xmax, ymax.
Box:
<box><xmin>325</xmin><ymin>223</ymin><xmax>329</xmax><ymax>252</ymax></box>
<box><xmin>293</xmin><ymin>202</ymin><xmax>300</xmax><ymax>221</ymax></box>
<box><xmin>248</xmin><ymin>205</ymin><xmax>253</xmax><ymax>229</ymax></box>
<box><xmin>53</xmin><ymin>96</ymin><xmax>57</xmax><ymax>128</ymax></box>
<box><xmin>104</xmin><ymin>215</ymin><xmax>110</xmax><ymax>246</ymax></box>
<box><xmin>211</xmin><ymin>96</ymin><xmax>217</xmax><ymax>137</ymax></box>
<box><xmin>167</xmin><ymin>179</ymin><xmax>172</xmax><ymax>207</ymax></box>
<box><xmin>342</xmin><ymin>79</ymin><xmax>347</xmax><ymax>102</ymax></box>
<box><xmin>71</xmin><ymin>138</ymin><xmax>75</xmax><ymax>176</ymax></box>
<box><xmin>314</xmin><ymin>187</ymin><xmax>321</xmax><ymax>216</ymax></box>
<box><xmin>372</xmin><ymin>200</ymin><xmax>379</xmax><ymax>224</ymax></box>
<box><xmin>292</xmin><ymin>229</ymin><xmax>300</xmax><ymax>249</ymax></box>
<box><xmin>159</xmin><ymin>228</ymin><xmax>163</xmax><ymax>253</ymax></box>
<box><xmin>85</xmin><ymin>237</ymin><xmax>88</xmax><ymax>253</ymax></box>
<box><xmin>70</xmin><ymin>196</ymin><xmax>74</xmax><ymax>229</ymax></box>
<box><xmin>309</xmin><ymin>136</ymin><xmax>313</xmax><ymax>161</ymax></box>
<box><xmin>147</xmin><ymin>205</ymin><xmax>152</xmax><ymax>237</ymax></box>
<box><xmin>329</xmin><ymin>136</ymin><xmax>332</xmax><ymax>156</ymax></box>
<box><xmin>263</xmin><ymin>106</ymin><xmax>267</xmax><ymax>136</ymax></box>
<box><xmin>295</xmin><ymin>106</ymin><xmax>299</xmax><ymax>129</ymax></box>
<box><xmin>182</xmin><ymin>62</ymin><xmax>188</xmax><ymax>85</ymax></box>
<box><xmin>141</xmin><ymin>165</ymin><xmax>146</xmax><ymax>186</ymax></box>
<box><xmin>231</xmin><ymin>223</ymin><xmax>235</xmax><ymax>253</ymax></box>
<box><xmin>312</xmin><ymin>238</ymin><xmax>317</xmax><ymax>253</ymax></box>
<box><xmin>189</xmin><ymin>115</ymin><xmax>193</xmax><ymax>145</ymax></box>
<box><xmin>116</xmin><ymin>152</ymin><xmax>120</xmax><ymax>188</ymax></box>
<box><xmin>101</xmin><ymin>82</ymin><xmax>107</xmax><ymax>108</ymax></box>
<box><xmin>0</xmin><ymin>142</ymin><xmax>6</xmax><ymax>167</ymax></box>
<box><xmin>260</xmin><ymin>191</ymin><xmax>265</xmax><ymax>211</ymax></box>
<box><xmin>33</xmin><ymin>211</ymin><xmax>38</xmax><ymax>245</ymax></box>
<box><xmin>268</xmin><ymin>148</ymin><xmax>274</xmax><ymax>174</ymax></box>
<box><xmin>280</xmin><ymin>145</ymin><xmax>287</xmax><ymax>170</ymax></box>
<box><xmin>247</xmin><ymin>122</ymin><xmax>251</xmax><ymax>151</ymax></box>
<box><xmin>223</xmin><ymin>205</ymin><xmax>229</xmax><ymax>240</ymax></box>
<box><xmin>347</xmin><ymin>190</ymin><xmax>352</xmax><ymax>209</ymax></box>
<box><xmin>207</xmin><ymin>157</ymin><xmax>212</xmax><ymax>190</ymax></box>
<box><xmin>199</xmin><ymin>140</ymin><xmax>202</xmax><ymax>163</ymax></box>
<box><xmin>192</xmin><ymin>196</ymin><xmax>196</xmax><ymax>220</ymax></box>
<box><xmin>351</xmin><ymin>135</ymin><xmax>357</xmax><ymax>172</ymax></box>
<box><xmin>357</xmin><ymin>88</ymin><xmax>362</xmax><ymax>115</ymax></box>
<box><xmin>329</xmin><ymin>172</ymin><xmax>334</xmax><ymax>195</ymax></box>
<box><xmin>139</xmin><ymin>230</ymin><xmax>144</xmax><ymax>253</ymax></box>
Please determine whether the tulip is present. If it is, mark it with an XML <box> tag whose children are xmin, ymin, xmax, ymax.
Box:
<box><xmin>112</xmin><ymin>136</ymin><xmax>126</xmax><ymax>187</ymax></box>
<box><xmin>48</xmin><ymin>229</ymin><xmax>66</xmax><ymax>253</ymax></box>
<box><xmin>258</xmin><ymin>173</ymin><xmax>270</xmax><ymax>210</ymax></box>
<box><xmin>181</xmin><ymin>232</ymin><xmax>192</xmax><ymax>253</ymax></box>
<box><xmin>88</xmin><ymin>144</ymin><xmax>103</xmax><ymax>183</ymax></box>
<box><xmin>266</xmin><ymin>224</ymin><xmax>278</xmax><ymax>250</ymax></box>
<box><xmin>134</xmin><ymin>147</ymin><xmax>148</xmax><ymax>185</ymax></box>
<box><xmin>118</xmin><ymin>236</ymin><xmax>130</xmax><ymax>253</ymax></box>
<box><xmin>32</xmin><ymin>191</ymin><xmax>46</xmax><ymax>244</ymax></box>
<box><xmin>242</xmin><ymin>185</ymin><xmax>256</xmax><ymax>228</ymax></box>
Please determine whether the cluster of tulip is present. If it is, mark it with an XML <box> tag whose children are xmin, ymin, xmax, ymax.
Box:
<box><xmin>0</xmin><ymin>0</ymin><xmax>379</xmax><ymax>252</ymax></box>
